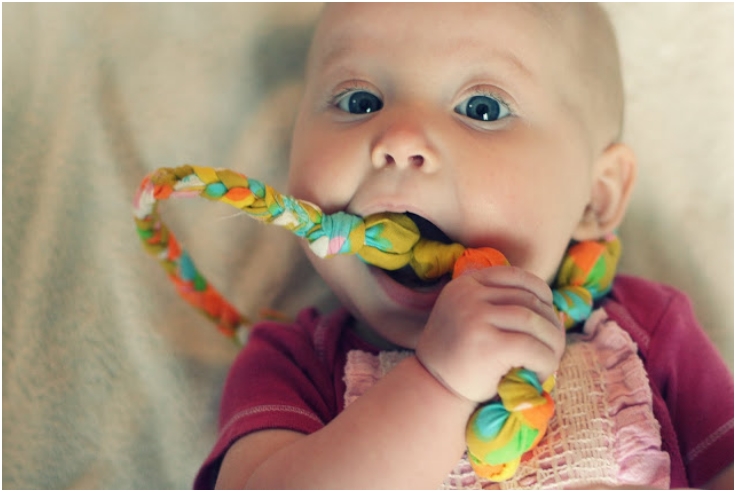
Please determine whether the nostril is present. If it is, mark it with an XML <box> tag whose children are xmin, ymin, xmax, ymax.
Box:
<box><xmin>409</xmin><ymin>155</ymin><xmax>424</xmax><ymax>167</ymax></box>
<box><xmin>375</xmin><ymin>153</ymin><xmax>426</xmax><ymax>169</ymax></box>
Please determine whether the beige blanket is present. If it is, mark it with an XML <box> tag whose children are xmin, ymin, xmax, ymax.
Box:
<box><xmin>3</xmin><ymin>3</ymin><xmax>732</xmax><ymax>488</ymax></box>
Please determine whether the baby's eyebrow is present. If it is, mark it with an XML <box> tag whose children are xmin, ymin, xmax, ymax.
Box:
<box><xmin>444</xmin><ymin>39</ymin><xmax>535</xmax><ymax>85</ymax></box>
<box><xmin>310</xmin><ymin>38</ymin><xmax>354</xmax><ymax>75</ymax></box>
<box><xmin>311</xmin><ymin>35</ymin><xmax>535</xmax><ymax>89</ymax></box>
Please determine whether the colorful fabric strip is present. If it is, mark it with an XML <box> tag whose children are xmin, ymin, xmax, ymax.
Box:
<box><xmin>133</xmin><ymin>165</ymin><xmax>621</xmax><ymax>481</ymax></box>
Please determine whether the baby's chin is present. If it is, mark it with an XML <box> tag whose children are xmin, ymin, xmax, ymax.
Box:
<box><xmin>350</xmin><ymin>309</ymin><xmax>428</xmax><ymax>351</ymax></box>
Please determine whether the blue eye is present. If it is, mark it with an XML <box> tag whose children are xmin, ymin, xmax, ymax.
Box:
<box><xmin>455</xmin><ymin>94</ymin><xmax>510</xmax><ymax>122</ymax></box>
<box><xmin>336</xmin><ymin>90</ymin><xmax>383</xmax><ymax>114</ymax></box>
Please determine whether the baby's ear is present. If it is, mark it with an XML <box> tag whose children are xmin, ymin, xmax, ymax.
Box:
<box><xmin>573</xmin><ymin>143</ymin><xmax>637</xmax><ymax>241</ymax></box>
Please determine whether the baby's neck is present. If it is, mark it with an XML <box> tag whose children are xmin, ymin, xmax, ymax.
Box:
<box><xmin>351</xmin><ymin>318</ymin><xmax>406</xmax><ymax>351</ymax></box>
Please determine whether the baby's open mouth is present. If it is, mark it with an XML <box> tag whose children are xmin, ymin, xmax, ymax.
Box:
<box><xmin>383</xmin><ymin>212</ymin><xmax>454</xmax><ymax>289</ymax></box>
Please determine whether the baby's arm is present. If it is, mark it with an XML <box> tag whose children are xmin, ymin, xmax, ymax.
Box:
<box><xmin>216</xmin><ymin>266</ymin><xmax>565</xmax><ymax>489</ymax></box>
<box><xmin>217</xmin><ymin>355</ymin><xmax>475</xmax><ymax>489</ymax></box>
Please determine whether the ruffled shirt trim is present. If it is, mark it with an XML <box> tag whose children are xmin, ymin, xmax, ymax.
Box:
<box><xmin>343</xmin><ymin>308</ymin><xmax>671</xmax><ymax>489</ymax></box>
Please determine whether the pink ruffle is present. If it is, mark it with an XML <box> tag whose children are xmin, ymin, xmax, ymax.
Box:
<box><xmin>344</xmin><ymin>350</ymin><xmax>410</xmax><ymax>408</ymax></box>
<box><xmin>581</xmin><ymin>309</ymin><xmax>671</xmax><ymax>489</ymax></box>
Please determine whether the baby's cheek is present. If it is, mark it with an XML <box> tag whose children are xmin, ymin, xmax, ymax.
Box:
<box><xmin>289</xmin><ymin>157</ymin><xmax>362</xmax><ymax>214</ymax></box>
<box><xmin>287</xmin><ymin>160</ymin><xmax>334</xmax><ymax>207</ymax></box>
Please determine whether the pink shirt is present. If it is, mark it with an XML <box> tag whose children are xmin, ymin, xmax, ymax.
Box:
<box><xmin>194</xmin><ymin>275</ymin><xmax>734</xmax><ymax>488</ymax></box>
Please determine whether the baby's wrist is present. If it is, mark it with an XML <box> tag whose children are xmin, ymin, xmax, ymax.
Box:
<box><xmin>414</xmin><ymin>352</ymin><xmax>480</xmax><ymax>407</ymax></box>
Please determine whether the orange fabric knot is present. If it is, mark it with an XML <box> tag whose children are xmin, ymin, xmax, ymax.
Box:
<box><xmin>453</xmin><ymin>247</ymin><xmax>510</xmax><ymax>278</ymax></box>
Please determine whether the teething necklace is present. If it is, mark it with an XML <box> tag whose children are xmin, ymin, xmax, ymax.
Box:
<box><xmin>134</xmin><ymin>164</ymin><xmax>621</xmax><ymax>482</ymax></box>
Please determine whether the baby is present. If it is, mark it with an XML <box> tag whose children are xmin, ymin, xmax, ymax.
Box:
<box><xmin>194</xmin><ymin>3</ymin><xmax>733</xmax><ymax>489</ymax></box>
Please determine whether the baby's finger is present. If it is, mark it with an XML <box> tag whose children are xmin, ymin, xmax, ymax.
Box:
<box><xmin>474</xmin><ymin>285</ymin><xmax>561</xmax><ymax>331</ymax></box>
<box><xmin>467</xmin><ymin>266</ymin><xmax>554</xmax><ymax>308</ymax></box>
<box><xmin>478</xmin><ymin>303</ymin><xmax>566</xmax><ymax>356</ymax></box>
<box><xmin>492</xmin><ymin>329</ymin><xmax>563</xmax><ymax>383</ymax></box>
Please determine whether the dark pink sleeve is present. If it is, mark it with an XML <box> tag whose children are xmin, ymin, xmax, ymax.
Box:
<box><xmin>193</xmin><ymin>310</ymin><xmax>339</xmax><ymax>488</ymax></box>
<box><xmin>643</xmin><ymin>287</ymin><xmax>734</xmax><ymax>487</ymax></box>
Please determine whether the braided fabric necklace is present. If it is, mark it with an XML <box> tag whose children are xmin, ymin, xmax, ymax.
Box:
<box><xmin>133</xmin><ymin>164</ymin><xmax>621</xmax><ymax>482</ymax></box>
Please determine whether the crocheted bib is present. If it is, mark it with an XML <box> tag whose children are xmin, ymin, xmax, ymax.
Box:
<box><xmin>133</xmin><ymin>164</ymin><xmax>622</xmax><ymax>482</ymax></box>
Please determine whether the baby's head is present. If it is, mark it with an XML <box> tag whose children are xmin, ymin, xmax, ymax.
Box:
<box><xmin>287</xmin><ymin>2</ymin><xmax>636</xmax><ymax>349</ymax></box>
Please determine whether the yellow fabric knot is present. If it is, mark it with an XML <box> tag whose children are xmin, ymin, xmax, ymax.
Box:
<box><xmin>357</xmin><ymin>212</ymin><xmax>421</xmax><ymax>270</ymax></box>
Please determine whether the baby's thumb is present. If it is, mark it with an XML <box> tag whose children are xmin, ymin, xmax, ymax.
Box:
<box><xmin>452</xmin><ymin>247</ymin><xmax>510</xmax><ymax>279</ymax></box>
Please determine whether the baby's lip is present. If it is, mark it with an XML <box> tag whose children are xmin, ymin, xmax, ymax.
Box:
<box><xmin>369</xmin><ymin>265</ymin><xmax>449</xmax><ymax>311</ymax></box>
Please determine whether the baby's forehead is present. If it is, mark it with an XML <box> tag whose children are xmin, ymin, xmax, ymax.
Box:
<box><xmin>316</xmin><ymin>4</ymin><xmax>590</xmax><ymax>39</ymax></box>
<box><xmin>312</xmin><ymin>3</ymin><xmax>555</xmax><ymax>52</ymax></box>
<box><xmin>307</xmin><ymin>3</ymin><xmax>600</xmax><ymax>77</ymax></box>
<box><xmin>310</xmin><ymin>5</ymin><xmax>548</xmax><ymax>78</ymax></box>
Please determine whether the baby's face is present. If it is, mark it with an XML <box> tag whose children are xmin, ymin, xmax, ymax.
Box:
<box><xmin>288</xmin><ymin>3</ymin><xmax>601</xmax><ymax>349</ymax></box>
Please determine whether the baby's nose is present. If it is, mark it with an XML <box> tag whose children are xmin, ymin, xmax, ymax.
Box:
<box><xmin>370</xmin><ymin>118</ymin><xmax>437</xmax><ymax>172</ymax></box>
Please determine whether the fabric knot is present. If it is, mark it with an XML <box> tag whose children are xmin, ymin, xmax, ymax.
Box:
<box><xmin>553</xmin><ymin>285</ymin><xmax>594</xmax><ymax>328</ymax></box>
<box><xmin>465</xmin><ymin>368</ymin><xmax>556</xmax><ymax>481</ymax></box>
<box><xmin>356</xmin><ymin>212</ymin><xmax>420</xmax><ymax>271</ymax></box>
<box><xmin>308</xmin><ymin>212</ymin><xmax>365</xmax><ymax>258</ymax></box>
<box><xmin>553</xmin><ymin>236</ymin><xmax>620</xmax><ymax>329</ymax></box>
<box><xmin>274</xmin><ymin>195</ymin><xmax>321</xmax><ymax>237</ymax></box>
<box><xmin>410</xmin><ymin>239</ymin><xmax>467</xmax><ymax>280</ymax></box>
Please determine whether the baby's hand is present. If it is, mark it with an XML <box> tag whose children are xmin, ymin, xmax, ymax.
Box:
<box><xmin>415</xmin><ymin>266</ymin><xmax>565</xmax><ymax>403</ymax></box>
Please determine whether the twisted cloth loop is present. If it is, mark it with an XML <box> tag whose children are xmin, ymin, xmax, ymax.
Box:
<box><xmin>133</xmin><ymin>164</ymin><xmax>621</xmax><ymax>482</ymax></box>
